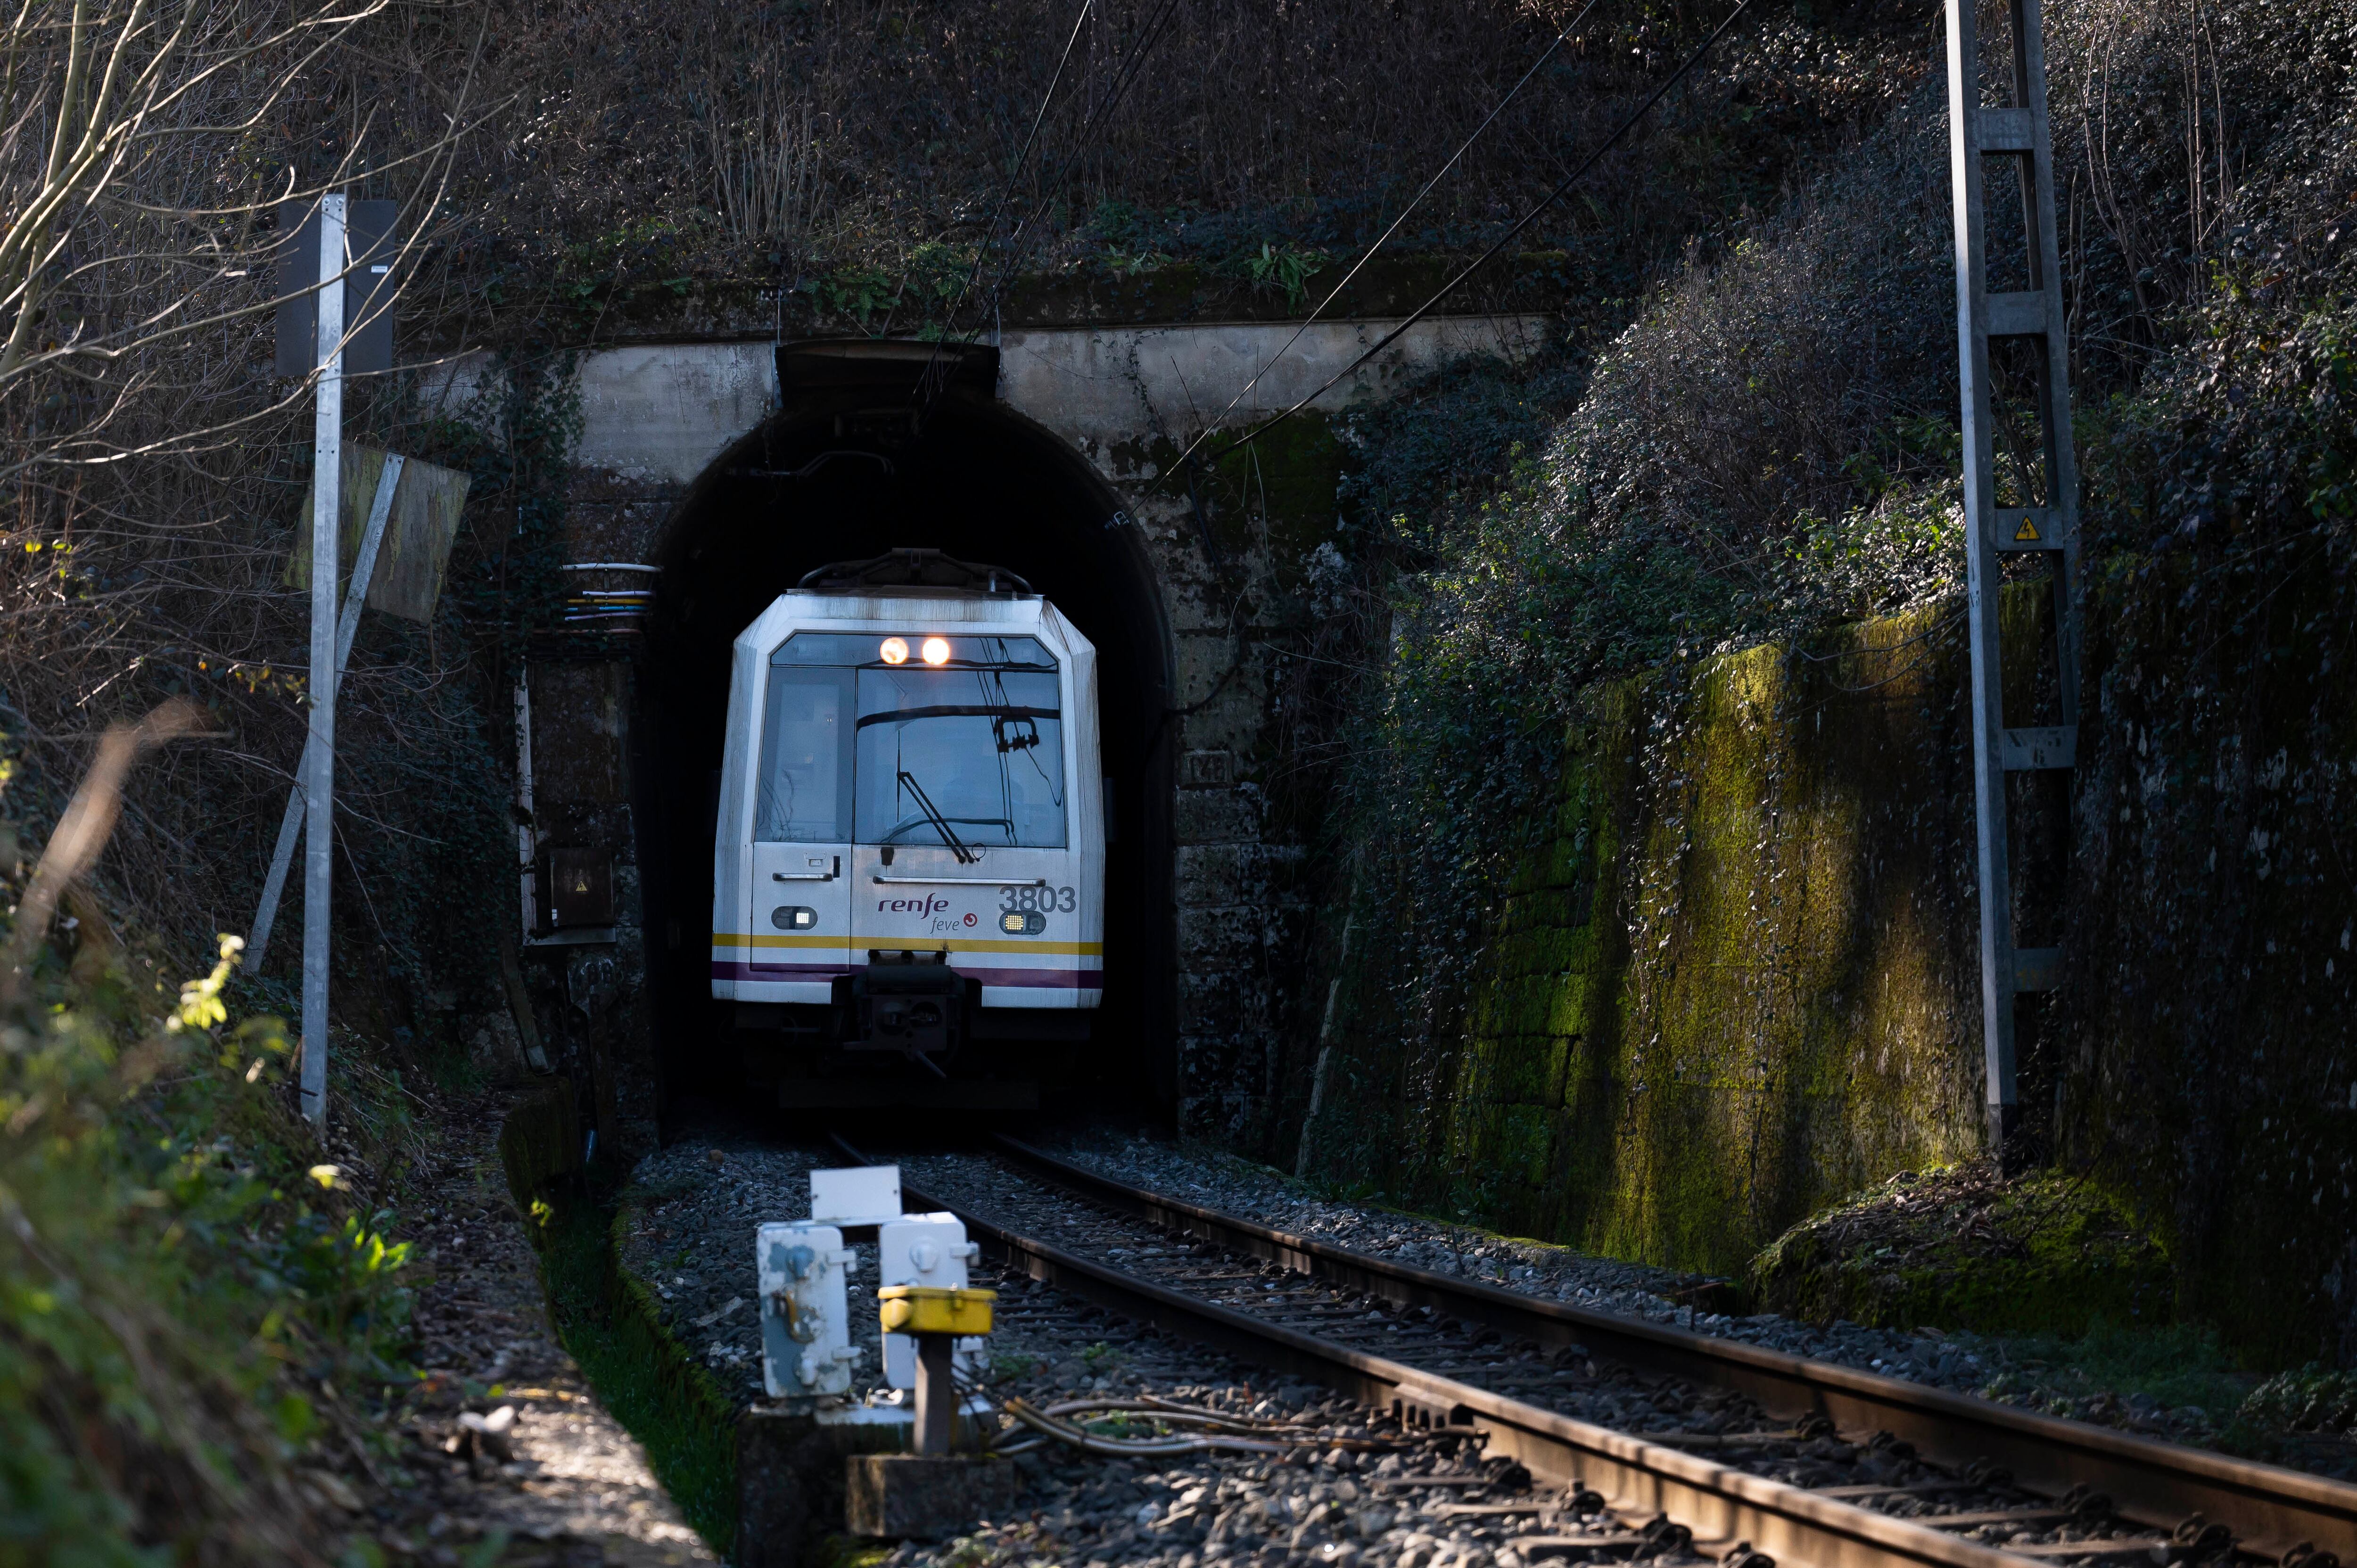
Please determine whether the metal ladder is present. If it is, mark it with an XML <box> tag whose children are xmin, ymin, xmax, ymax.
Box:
<box><xmin>1945</xmin><ymin>0</ymin><xmax>2082</xmax><ymax>1159</ymax></box>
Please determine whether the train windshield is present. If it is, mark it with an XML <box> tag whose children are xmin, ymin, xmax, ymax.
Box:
<box><xmin>757</xmin><ymin>632</ymin><xmax>1066</xmax><ymax>849</ymax></box>
<box><xmin>754</xmin><ymin>666</ymin><xmax>855</xmax><ymax>842</ymax></box>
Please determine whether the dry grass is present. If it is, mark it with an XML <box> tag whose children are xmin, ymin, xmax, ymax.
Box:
<box><xmin>0</xmin><ymin>0</ymin><xmax>515</xmax><ymax>1005</ymax></box>
<box><xmin>420</xmin><ymin>0</ymin><xmax>1931</xmax><ymax>317</ymax></box>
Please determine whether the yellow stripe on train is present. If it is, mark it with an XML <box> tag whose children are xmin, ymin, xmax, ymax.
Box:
<box><xmin>712</xmin><ymin>934</ymin><xmax>1104</xmax><ymax>956</ymax></box>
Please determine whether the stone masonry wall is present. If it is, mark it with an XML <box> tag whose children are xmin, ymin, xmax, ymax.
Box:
<box><xmin>1299</xmin><ymin>558</ymin><xmax>2357</xmax><ymax>1363</ymax></box>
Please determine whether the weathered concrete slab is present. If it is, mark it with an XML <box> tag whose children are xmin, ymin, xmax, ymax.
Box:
<box><xmin>997</xmin><ymin>314</ymin><xmax>1553</xmax><ymax>444</ymax></box>
<box><xmin>423</xmin><ymin>317</ymin><xmax>1549</xmax><ymax>483</ymax></box>
<box><xmin>571</xmin><ymin>344</ymin><xmax>775</xmax><ymax>484</ymax></box>
<box><xmin>737</xmin><ymin>1404</ymin><xmax>915</xmax><ymax>1568</ymax></box>
<box><xmin>844</xmin><ymin>1453</ymin><xmax>1020</xmax><ymax>1541</ymax></box>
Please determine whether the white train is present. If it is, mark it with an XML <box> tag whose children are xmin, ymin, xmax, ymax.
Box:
<box><xmin>711</xmin><ymin>553</ymin><xmax>1103</xmax><ymax>1080</ymax></box>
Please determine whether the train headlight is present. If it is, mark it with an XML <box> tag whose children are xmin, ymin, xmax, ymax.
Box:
<box><xmin>921</xmin><ymin>636</ymin><xmax>951</xmax><ymax>665</ymax></box>
<box><xmin>879</xmin><ymin>636</ymin><xmax>909</xmax><ymax>665</ymax></box>
<box><xmin>772</xmin><ymin>905</ymin><xmax>818</xmax><ymax>930</ymax></box>
<box><xmin>1000</xmin><ymin>910</ymin><xmax>1047</xmax><ymax>935</ymax></box>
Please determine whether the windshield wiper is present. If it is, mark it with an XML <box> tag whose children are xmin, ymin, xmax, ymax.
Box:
<box><xmin>855</xmin><ymin>704</ymin><xmax>1059</xmax><ymax>728</ymax></box>
<box><xmin>895</xmin><ymin>770</ymin><xmax>978</xmax><ymax>864</ymax></box>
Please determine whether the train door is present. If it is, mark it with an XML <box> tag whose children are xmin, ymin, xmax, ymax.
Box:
<box><xmin>748</xmin><ymin>659</ymin><xmax>855</xmax><ymax>993</ymax></box>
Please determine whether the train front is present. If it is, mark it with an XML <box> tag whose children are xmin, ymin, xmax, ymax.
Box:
<box><xmin>711</xmin><ymin>582</ymin><xmax>1104</xmax><ymax>1103</ymax></box>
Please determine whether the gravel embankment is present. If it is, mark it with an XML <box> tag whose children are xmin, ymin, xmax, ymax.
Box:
<box><xmin>625</xmin><ymin>1137</ymin><xmax>2148</xmax><ymax>1565</ymax></box>
<box><xmin>1040</xmin><ymin>1134</ymin><xmax>2232</xmax><ymax>1447</ymax></box>
<box><xmin>887</xmin><ymin>1423</ymin><xmax>1676</xmax><ymax>1568</ymax></box>
<box><xmin>892</xmin><ymin>1147</ymin><xmax>2060</xmax><ymax>1536</ymax></box>
<box><xmin>619</xmin><ymin>1142</ymin><xmax>837</xmax><ymax>1404</ymax></box>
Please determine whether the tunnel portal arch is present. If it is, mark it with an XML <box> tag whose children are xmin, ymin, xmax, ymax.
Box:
<box><xmin>634</xmin><ymin>344</ymin><xmax>1178</xmax><ymax>1123</ymax></box>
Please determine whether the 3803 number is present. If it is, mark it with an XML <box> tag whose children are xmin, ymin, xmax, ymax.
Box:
<box><xmin>999</xmin><ymin>884</ymin><xmax>1076</xmax><ymax>913</ymax></box>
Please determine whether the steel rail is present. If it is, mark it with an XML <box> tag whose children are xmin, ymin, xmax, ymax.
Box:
<box><xmin>832</xmin><ymin>1134</ymin><xmax>2034</xmax><ymax>1568</ymax></box>
<box><xmin>983</xmin><ymin>1135</ymin><xmax>2357</xmax><ymax>1563</ymax></box>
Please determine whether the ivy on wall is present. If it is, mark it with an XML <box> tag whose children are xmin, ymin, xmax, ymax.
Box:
<box><xmin>429</xmin><ymin>348</ymin><xmax>586</xmax><ymax>657</ymax></box>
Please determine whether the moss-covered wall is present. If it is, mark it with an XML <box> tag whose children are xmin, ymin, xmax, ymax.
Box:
<box><xmin>2063</xmin><ymin>553</ymin><xmax>2357</xmax><ymax>1364</ymax></box>
<box><xmin>1300</xmin><ymin>557</ymin><xmax>2357</xmax><ymax>1363</ymax></box>
<box><xmin>1463</xmin><ymin>615</ymin><xmax>1983</xmax><ymax>1268</ymax></box>
<box><xmin>1302</xmin><ymin>601</ymin><xmax>1992</xmax><ymax>1258</ymax></box>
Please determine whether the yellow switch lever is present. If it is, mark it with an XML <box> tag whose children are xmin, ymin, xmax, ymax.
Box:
<box><xmin>878</xmin><ymin>1284</ymin><xmax>996</xmax><ymax>1336</ymax></box>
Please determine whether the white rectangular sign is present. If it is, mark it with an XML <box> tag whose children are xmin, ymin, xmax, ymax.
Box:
<box><xmin>810</xmin><ymin>1165</ymin><xmax>902</xmax><ymax>1226</ymax></box>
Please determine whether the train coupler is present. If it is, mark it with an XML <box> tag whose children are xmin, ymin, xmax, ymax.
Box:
<box><xmin>845</xmin><ymin>951</ymin><xmax>971</xmax><ymax>1062</ymax></box>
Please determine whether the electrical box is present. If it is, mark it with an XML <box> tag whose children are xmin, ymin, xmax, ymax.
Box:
<box><xmin>877</xmin><ymin>1285</ymin><xmax>995</xmax><ymax>1335</ymax></box>
<box><xmin>537</xmin><ymin>847</ymin><xmax>614</xmax><ymax>931</ymax></box>
<box><xmin>757</xmin><ymin>1222</ymin><xmax>859</xmax><ymax>1399</ymax></box>
<box><xmin>878</xmin><ymin>1213</ymin><xmax>983</xmax><ymax>1389</ymax></box>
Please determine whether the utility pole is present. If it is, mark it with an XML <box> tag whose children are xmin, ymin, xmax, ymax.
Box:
<box><xmin>301</xmin><ymin>193</ymin><xmax>346</xmax><ymax>1129</ymax></box>
<box><xmin>266</xmin><ymin>192</ymin><xmax>396</xmax><ymax>1128</ymax></box>
<box><xmin>1945</xmin><ymin>0</ymin><xmax>2083</xmax><ymax>1166</ymax></box>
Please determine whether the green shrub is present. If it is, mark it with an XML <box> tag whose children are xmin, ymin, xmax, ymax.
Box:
<box><xmin>2240</xmin><ymin>1365</ymin><xmax>2357</xmax><ymax>1435</ymax></box>
<box><xmin>1745</xmin><ymin>1162</ymin><xmax>2173</xmax><ymax>1337</ymax></box>
<box><xmin>1</xmin><ymin>919</ymin><xmax>413</xmax><ymax>1562</ymax></box>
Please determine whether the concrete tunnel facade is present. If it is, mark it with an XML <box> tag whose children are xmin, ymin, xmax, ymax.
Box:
<box><xmin>460</xmin><ymin>314</ymin><xmax>1551</xmax><ymax>1147</ymax></box>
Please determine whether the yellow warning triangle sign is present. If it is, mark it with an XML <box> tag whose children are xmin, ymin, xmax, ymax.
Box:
<box><xmin>2013</xmin><ymin>515</ymin><xmax>2042</xmax><ymax>542</ymax></box>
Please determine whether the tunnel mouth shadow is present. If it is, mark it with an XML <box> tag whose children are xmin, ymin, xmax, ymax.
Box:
<box><xmin>634</xmin><ymin>350</ymin><xmax>1177</xmax><ymax>1134</ymax></box>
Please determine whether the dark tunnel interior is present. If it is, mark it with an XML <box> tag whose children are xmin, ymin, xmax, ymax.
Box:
<box><xmin>633</xmin><ymin>345</ymin><xmax>1177</xmax><ymax>1132</ymax></box>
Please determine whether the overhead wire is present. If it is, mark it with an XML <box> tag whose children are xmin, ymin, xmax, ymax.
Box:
<box><xmin>904</xmin><ymin>0</ymin><xmax>1096</xmax><ymax>413</ymax></box>
<box><xmin>1163</xmin><ymin>0</ymin><xmax>1765</xmax><ymax>481</ymax></box>
<box><xmin>914</xmin><ymin>0</ymin><xmax>1187</xmax><ymax>416</ymax></box>
<box><xmin>1162</xmin><ymin>0</ymin><xmax>1603</xmax><ymax>476</ymax></box>
<box><xmin>979</xmin><ymin>0</ymin><xmax>1185</xmax><ymax>297</ymax></box>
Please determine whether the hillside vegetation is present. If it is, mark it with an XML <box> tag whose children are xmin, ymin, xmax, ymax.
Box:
<box><xmin>1286</xmin><ymin>0</ymin><xmax>2357</xmax><ymax>1359</ymax></box>
<box><xmin>0</xmin><ymin>815</ymin><xmax>422</xmax><ymax>1560</ymax></box>
<box><xmin>389</xmin><ymin>0</ymin><xmax>1957</xmax><ymax>352</ymax></box>
<box><xmin>1327</xmin><ymin>0</ymin><xmax>2355</xmax><ymax>911</ymax></box>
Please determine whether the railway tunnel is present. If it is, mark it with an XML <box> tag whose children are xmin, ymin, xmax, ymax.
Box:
<box><xmin>500</xmin><ymin>317</ymin><xmax>1551</xmax><ymax>1151</ymax></box>
<box><xmin>634</xmin><ymin>342</ymin><xmax>1179</xmax><ymax>1121</ymax></box>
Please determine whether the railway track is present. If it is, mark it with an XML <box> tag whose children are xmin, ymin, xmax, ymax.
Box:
<box><xmin>830</xmin><ymin>1132</ymin><xmax>2357</xmax><ymax>1568</ymax></box>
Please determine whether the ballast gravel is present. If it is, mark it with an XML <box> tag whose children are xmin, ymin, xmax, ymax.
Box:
<box><xmin>622</xmin><ymin>1137</ymin><xmax>1715</xmax><ymax>1568</ymax></box>
<box><xmin>1041</xmin><ymin>1133</ymin><xmax>2232</xmax><ymax>1448</ymax></box>
<box><xmin>618</xmin><ymin>1133</ymin><xmax>2185</xmax><ymax>1568</ymax></box>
